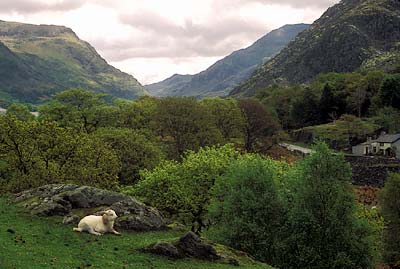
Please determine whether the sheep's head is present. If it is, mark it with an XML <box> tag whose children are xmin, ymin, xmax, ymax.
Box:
<box><xmin>102</xmin><ymin>209</ymin><xmax>118</xmax><ymax>225</ymax></box>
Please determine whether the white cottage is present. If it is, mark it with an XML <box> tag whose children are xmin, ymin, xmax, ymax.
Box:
<box><xmin>352</xmin><ymin>134</ymin><xmax>400</xmax><ymax>158</ymax></box>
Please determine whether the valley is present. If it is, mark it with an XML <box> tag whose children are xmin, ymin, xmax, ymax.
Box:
<box><xmin>1</xmin><ymin>0</ymin><xmax>400</xmax><ymax>268</ymax></box>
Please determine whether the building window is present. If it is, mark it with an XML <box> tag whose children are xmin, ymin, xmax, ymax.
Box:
<box><xmin>380</xmin><ymin>143</ymin><xmax>384</xmax><ymax>147</ymax></box>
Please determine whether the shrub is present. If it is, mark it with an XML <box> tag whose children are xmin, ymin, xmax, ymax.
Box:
<box><xmin>0</xmin><ymin>116</ymin><xmax>120</xmax><ymax>192</ymax></box>
<box><xmin>153</xmin><ymin>97</ymin><xmax>223</xmax><ymax>159</ymax></box>
<box><xmin>279</xmin><ymin>142</ymin><xmax>376</xmax><ymax>269</ymax></box>
<box><xmin>123</xmin><ymin>144</ymin><xmax>239</xmax><ymax>232</ymax></box>
<box><xmin>208</xmin><ymin>154</ymin><xmax>287</xmax><ymax>263</ymax></box>
<box><xmin>379</xmin><ymin>173</ymin><xmax>400</xmax><ymax>264</ymax></box>
<box><xmin>94</xmin><ymin>128</ymin><xmax>164</xmax><ymax>184</ymax></box>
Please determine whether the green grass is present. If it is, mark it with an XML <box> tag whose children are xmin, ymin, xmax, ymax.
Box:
<box><xmin>0</xmin><ymin>196</ymin><xmax>270</xmax><ymax>269</ymax></box>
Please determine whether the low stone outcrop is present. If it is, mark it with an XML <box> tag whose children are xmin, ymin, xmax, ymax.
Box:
<box><xmin>145</xmin><ymin>232</ymin><xmax>219</xmax><ymax>260</ymax></box>
<box><xmin>15</xmin><ymin>184</ymin><xmax>167</xmax><ymax>231</ymax></box>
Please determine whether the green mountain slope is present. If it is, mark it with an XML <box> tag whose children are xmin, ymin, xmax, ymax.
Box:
<box><xmin>146</xmin><ymin>24</ymin><xmax>309</xmax><ymax>98</ymax></box>
<box><xmin>231</xmin><ymin>0</ymin><xmax>400</xmax><ymax>97</ymax></box>
<box><xmin>0</xmin><ymin>20</ymin><xmax>147</xmax><ymax>103</ymax></box>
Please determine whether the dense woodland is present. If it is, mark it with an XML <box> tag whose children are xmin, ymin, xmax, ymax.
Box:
<box><xmin>1</xmin><ymin>64</ymin><xmax>400</xmax><ymax>268</ymax></box>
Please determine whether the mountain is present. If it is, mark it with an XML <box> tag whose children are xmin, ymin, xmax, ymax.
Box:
<box><xmin>146</xmin><ymin>24</ymin><xmax>310</xmax><ymax>98</ymax></box>
<box><xmin>0</xmin><ymin>20</ymin><xmax>147</xmax><ymax>104</ymax></box>
<box><xmin>231</xmin><ymin>0</ymin><xmax>400</xmax><ymax>97</ymax></box>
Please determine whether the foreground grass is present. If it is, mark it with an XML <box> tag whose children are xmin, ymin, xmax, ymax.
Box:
<box><xmin>0</xmin><ymin>196</ymin><xmax>270</xmax><ymax>269</ymax></box>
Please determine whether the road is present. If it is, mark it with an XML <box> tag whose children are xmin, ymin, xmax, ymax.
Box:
<box><xmin>279</xmin><ymin>143</ymin><xmax>314</xmax><ymax>155</ymax></box>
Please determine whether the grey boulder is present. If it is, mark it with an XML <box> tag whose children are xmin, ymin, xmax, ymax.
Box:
<box><xmin>15</xmin><ymin>184</ymin><xmax>167</xmax><ymax>231</ymax></box>
<box><xmin>145</xmin><ymin>232</ymin><xmax>220</xmax><ymax>261</ymax></box>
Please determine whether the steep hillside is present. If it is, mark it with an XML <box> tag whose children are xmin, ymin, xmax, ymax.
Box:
<box><xmin>231</xmin><ymin>0</ymin><xmax>400</xmax><ymax>97</ymax></box>
<box><xmin>0</xmin><ymin>20</ymin><xmax>147</xmax><ymax>103</ymax></box>
<box><xmin>146</xmin><ymin>24</ymin><xmax>309</xmax><ymax>98</ymax></box>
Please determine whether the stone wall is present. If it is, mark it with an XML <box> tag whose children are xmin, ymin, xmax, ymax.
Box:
<box><xmin>345</xmin><ymin>155</ymin><xmax>400</xmax><ymax>187</ymax></box>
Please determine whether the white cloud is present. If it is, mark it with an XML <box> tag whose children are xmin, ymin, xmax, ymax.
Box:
<box><xmin>0</xmin><ymin>0</ymin><xmax>340</xmax><ymax>84</ymax></box>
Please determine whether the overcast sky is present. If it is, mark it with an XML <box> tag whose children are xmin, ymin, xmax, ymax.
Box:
<box><xmin>0</xmin><ymin>0</ymin><xmax>339</xmax><ymax>85</ymax></box>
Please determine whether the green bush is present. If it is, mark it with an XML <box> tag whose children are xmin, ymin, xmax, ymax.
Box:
<box><xmin>0</xmin><ymin>116</ymin><xmax>120</xmax><ymax>192</ymax></box>
<box><xmin>6</xmin><ymin>103</ymin><xmax>35</xmax><ymax>121</ymax></box>
<box><xmin>372</xmin><ymin>107</ymin><xmax>400</xmax><ymax>133</ymax></box>
<box><xmin>208</xmin><ymin>154</ymin><xmax>287</xmax><ymax>264</ymax></box>
<box><xmin>153</xmin><ymin>97</ymin><xmax>224</xmax><ymax>159</ymax></box>
<box><xmin>94</xmin><ymin>128</ymin><xmax>164</xmax><ymax>184</ymax></box>
<box><xmin>379</xmin><ymin>74</ymin><xmax>400</xmax><ymax>109</ymax></box>
<box><xmin>123</xmin><ymin>144</ymin><xmax>239</xmax><ymax>232</ymax></box>
<box><xmin>279</xmin><ymin>142</ymin><xmax>376</xmax><ymax>269</ymax></box>
<box><xmin>379</xmin><ymin>173</ymin><xmax>400</xmax><ymax>264</ymax></box>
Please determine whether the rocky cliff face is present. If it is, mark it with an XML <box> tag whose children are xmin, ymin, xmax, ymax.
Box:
<box><xmin>146</xmin><ymin>24</ymin><xmax>309</xmax><ymax>98</ymax></box>
<box><xmin>0</xmin><ymin>20</ymin><xmax>147</xmax><ymax>104</ymax></box>
<box><xmin>231</xmin><ymin>0</ymin><xmax>400</xmax><ymax>97</ymax></box>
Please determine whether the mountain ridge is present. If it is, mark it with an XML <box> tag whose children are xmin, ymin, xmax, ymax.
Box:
<box><xmin>146</xmin><ymin>23</ymin><xmax>310</xmax><ymax>98</ymax></box>
<box><xmin>0</xmin><ymin>20</ymin><xmax>147</xmax><ymax>104</ymax></box>
<box><xmin>231</xmin><ymin>0</ymin><xmax>400</xmax><ymax>97</ymax></box>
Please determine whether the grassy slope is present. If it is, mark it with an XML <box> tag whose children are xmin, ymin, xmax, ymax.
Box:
<box><xmin>0</xmin><ymin>197</ymin><xmax>270</xmax><ymax>269</ymax></box>
<box><xmin>0</xmin><ymin>21</ymin><xmax>147</xmax><ymax>104</ymax></box>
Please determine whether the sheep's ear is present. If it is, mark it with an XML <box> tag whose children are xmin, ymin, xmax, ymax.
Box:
<box><xmin>102</xmin><ymin>214</ymin><xmax>109</xmax><ymax>225</ymax></box>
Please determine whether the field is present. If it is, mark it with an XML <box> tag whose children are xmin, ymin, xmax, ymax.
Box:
<box><xmin>0</xmin><ymin>196</ymin><xmax>270</xmax><ymax>269</ymax></box>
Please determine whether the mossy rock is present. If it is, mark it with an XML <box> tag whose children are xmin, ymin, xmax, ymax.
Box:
<box><xmin>14</xmin><ymin>184</ymin><xmax>167</xmax><ymax>231</ymax></box>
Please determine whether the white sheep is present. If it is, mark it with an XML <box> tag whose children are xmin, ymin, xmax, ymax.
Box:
<box><xmin>73</xmin><ymin>209</ymin><xmax>121</xmax><ymax>236</ymax></box>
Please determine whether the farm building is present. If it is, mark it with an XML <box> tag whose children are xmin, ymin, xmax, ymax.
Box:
<box><xmin>352</xmin><ymin>134</ymin><xmax>400</xmax><ymax>158</ymax></box>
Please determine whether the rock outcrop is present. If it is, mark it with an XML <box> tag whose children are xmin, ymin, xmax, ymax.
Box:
<box><xmin>145</xmin><ymin>232</ymin><xmax>219</xmax><ymax>260</ymax></box>
<box><xmin>145</xmin><ymin>232</ymin><xmax>253</xmax><ymax>266</ymax></box>
<box><xmin>232</xmin><ymin>0</ymin><xmax>400</xmax><ymax>97</ymax></box>
<box><xmin>15</xmin><ymin>184</ymin><xmax>167</xmax><ymax>231</ymax></box>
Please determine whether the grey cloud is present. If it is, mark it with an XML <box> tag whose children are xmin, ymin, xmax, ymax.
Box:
<box><xmin>0</xmin><ymin>0</ymin><xmax>86</xmax><ymax>13</ymax></box>
<box><xmin>214</xmin><ymin>0</ymin><xmax>338</xmax><ymax>9</ymax></box>
<box><xmin>113</xmin><ymin>10</ymin><xmax>268</xmax><ymax>60</ymax></box>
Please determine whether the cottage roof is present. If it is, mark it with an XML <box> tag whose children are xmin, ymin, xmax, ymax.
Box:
<box><xmin>375</xmin><ymin>134</ymin><xmax>400</xmax><ymax>143</ymax></box>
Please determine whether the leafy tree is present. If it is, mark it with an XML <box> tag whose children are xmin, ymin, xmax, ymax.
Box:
<box><xmin>257</xmin><ymin>84</ymin><xmax>304</xmax><ymax>129</ymax></box>
<box><xmin>335</xmin><ymin>114</ymin><xmax>376</xmax><ymax>148</ymax></box>
<box><xmin>279</xmin><ymin>143</ymin><xmax>376</xmax><ymax>269</ymax></box>
<box><xmin>39</xmin><ymin>89</ymin><xmax>108</xmax><ymax>133</ymax></box>
<box><xmin>115</xmin><ymin>96</ymin><xmax>159</xmax><ymax>130</ymax></box>
<box><xmin>94</xmin><ymin>128</ymin><xmax>164</xmax><ymax>184</ymax></box>
<box><xmin>290</xmin><ymin>88</ymin><xmax>320</xmax><ymax>127</ymax></box>
<box><xmin>238</xmin><ymin>99</ymin><xmax>281</xmax><ymax>152</ymax></box>
<box><xmin>208</xmin><ymin>155</ymin><xmax>287</xmax><ymax>263</ymax></box>
<box><xmin>379</xmin><ymin>173</ymin><xmax>400</xmax><ymax>265</ymax></box>
<box><xmin>319</xmin><ymin>83</ymin><xmax>338</xmax><ymax>122</ymax></box>
<box><xmin>153</xmin><ymin>97</ymin><xmax>223</xmax><ymax>159</ymax></box>
<box><xmin>6</xmin><ymin>104</ymin><xmax>35</xmax><ymax>121</ymax></box>
<box><xmin>347</xmin><ymin>76</ymin><xmax>368</xmax><ymax>118</ymax></box>
<box><xmin>125</xmin><ymin>144</ymin><xmax>239</xmax><ymax>233</ymax></box>
<box><xmin>379</xmin><ymin>74</ymin><xmax>400</xmax><ymax>109</ymax></box>
<box><xmin>372</xmin><ymin>107</ymin><xmax>400</xmax><ymax>133</ymax></box>
<box><xmin>365</xmin><ymin>71</ymin><xmax>385</xmax><ymax>97</ymax></box>
<box><xmin>0</xmin><ymin>116</ymin><xmax>120</xmax><ymax>192</ymax></box>
<box><xmin>200</xmin><ymin>98</ymin><xmax>245</xmax><ymax>142</ymax></box>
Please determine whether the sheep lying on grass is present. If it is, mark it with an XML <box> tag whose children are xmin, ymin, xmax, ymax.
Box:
<box><xmin>73</xmin><ymin>209</ymin><xmax>121</xmax><ymax>236</ymax></box>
